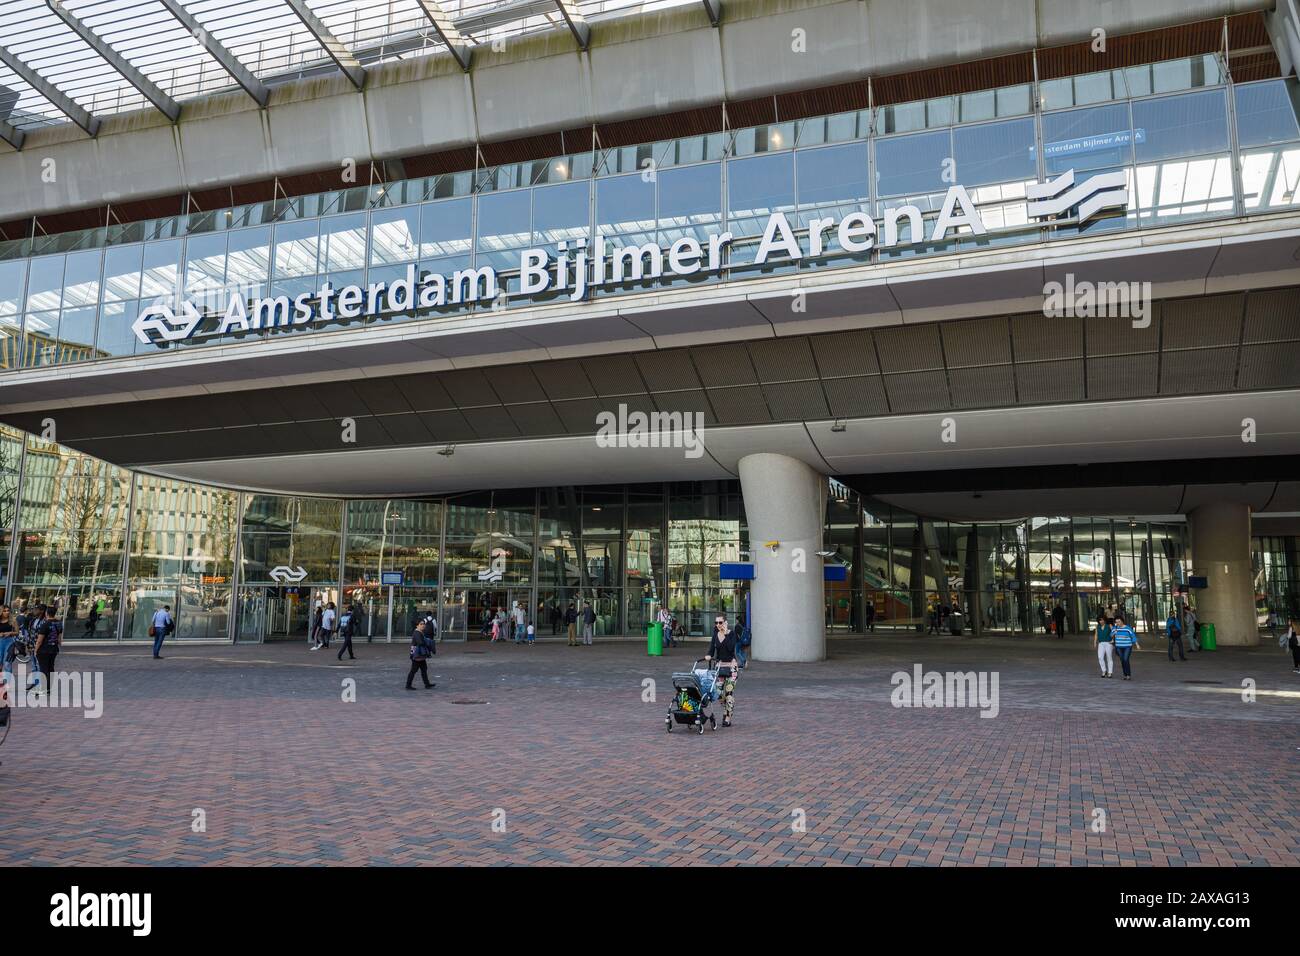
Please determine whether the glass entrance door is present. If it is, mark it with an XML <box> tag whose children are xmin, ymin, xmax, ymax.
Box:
<box><xmin>236</xmin><ymin>586</ymin><xmax>314</xmax><ymax>642</ymax></box>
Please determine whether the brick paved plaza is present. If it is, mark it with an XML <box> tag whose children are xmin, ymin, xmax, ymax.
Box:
<box><xmin>2</xmin><ymin>634</ymin><xmax>1297</xmax><ymax>866</ymax></box>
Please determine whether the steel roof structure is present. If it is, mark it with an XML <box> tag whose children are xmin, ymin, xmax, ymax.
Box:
<box><xmin>0</xmin><ymin>0</ymin><xmax>699</xmax><ymax>147</ymax></box>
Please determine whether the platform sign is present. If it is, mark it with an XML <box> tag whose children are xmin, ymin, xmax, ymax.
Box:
<box><xmin>381</xmin><ymin>571</ymin><xmax>404</xmax><ymax>586</ymax></box>
<box><xmin>823</xmin><ymin>565</ymin><xmax>848</xmax><ymax>582</ymax></box>
<box><xmin>719</xmin><ymin>562</ymin><xmax>755</xmax><ymax>580</ymax></box>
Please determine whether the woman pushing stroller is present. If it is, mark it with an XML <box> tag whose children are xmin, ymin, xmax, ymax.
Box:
<box><xmin>705</xmin><ymin>616</ymin><xmax>740</xmax><ymax>727</ymax></box>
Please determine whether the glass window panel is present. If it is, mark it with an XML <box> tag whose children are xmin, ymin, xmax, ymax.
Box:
<box><xmin>183</xmin><ymin>232</ymin><xmax>226</xmax><ymax>298</ymax></box>
<box><xmin>952</xmin><ymin>117</ymin><xmax>1035</xmax><ymax>187</ymax></box>
<box><xmin>419</xmin><ymin>197</ymin><xmax>473</xmax><ymax>259</ymax></box>
<box><xmin>140</xmin><ymin>240</ymin><xmax>182</xmax><ymax>301</ymax></box>
<box><xmin>101</xmin><ymin>244</ymin><xmax>142</xmax><ymax>302</ymax></box>
<box><xmin>96</xmin><ymin>300</ymin><xmax>139</xmax><ymax>357</ymax></box>
<box><xmin>274</xmin><ymin>218</ymin><xmax>320</xmax><ymax>278</ymax></box>
<box><xmin>1134</xmin><ymin>154</ymin><xmax>1234</xmax><ymax>226</ymax></box>
<box><xmin>476</xmin><ymin>189</ymin><xmax>531</xmax><ymax>251</ymax></box>
<box><xmin>226</xmin><ymin>226</ymin><xmax>271</xmax><ymax>292</ymax></box>
<box><xmin>1240</xmin><ymin>144</ymin><xmax>1300</xmax><ymax>211</ymax></box>
<box><xmin>656</xmin><ymin>163</ymin><xmax>722</xmax><ymax>241</ymax></box>
<box><xmin>874</xmin><ymin>129</ymin><xmax>950</xmax><ymax>198</ymax></box>
<box><xmin>61</xmin><ymin>249</ymin><xmax>101</xmax><ymax>308</ymax></box>
<box><xmin>0</xmin><ymin>259</ymin><xmax>26</xmax><ymax>319</ymax></box>
<box><xmin>1041</xmin><ymin>103</ymin><xmax>1134</xmax><ymax>175</ymax></box>
<box><xmin>25</xmin><ymin>255</ymin><xmax>64</xmax><ymax>313</ymax></box>
<box><xmin>1234</xmin><ymin>79</ymin><xmax>1300</xmax><ymax>148</ymax></box>
<box><xmin>370</xmin><ymin>205</ymin><xmax>421</xmax><ymax>265</ymax></box>
<box><xmin>320</xmin><ymin>213</ymin><xmax>367</xmax><ymax>272</ymax></box>
<box><xmin>796</xmin><ymin>142</ymin><xmax>869</xmax><ymax>209</ymax></box>
<box><xmin>596</xmin><ymin>173</ymin><xmax>655</xmax><ymax>234</ymax></box>
<box><xmin>1132</xmin><ymin>89</ymin><xmax>1229</xmax><ymax>163</ymax></box>
<box><xmin>531</xmin><ymin>180</ymin><xmax>589</xmax><ymax>245</ymax></box>
<box><xmin>57</xmin><ymin>305</ymin><xmax>98</xmax><ymax>359</ymax></box>
<box><xmin>727</xmin><ymin>152</ymin><xmax>795</xmax><ymax>237</ymax></box>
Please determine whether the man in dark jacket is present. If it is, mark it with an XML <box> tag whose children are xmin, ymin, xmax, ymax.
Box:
<box><xmin>32</xmin><ymin>607</ymin><xmax>63</xmax><ymax>698</ymax></box>
<box><xmin>581</xmin><ymin>602</ymin><xmax>596</xmax><ymax>646</ymax></box>
<box><xmin>406</xmin><ymin>620</ymin><xmax>436</xmax><ymax>690</ymax></box>
<box><xmin>1051</xmin><ymin>603</ymin><xmax>1066</xmax><ymax>639</ymax></box>
<box><xmin>336</xmin><ymin>603</ymin><xmax>358</xmax><ymax>661</ymax></box>
<box><xmin>565</xmin><ymin>604</ymin><xmax>578</xmax><ymax>645</ymax></box>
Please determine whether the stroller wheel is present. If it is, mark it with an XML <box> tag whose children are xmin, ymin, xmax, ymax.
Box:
<box><xmin>709</xmin><ymin>715</ymin><xmax>717</xmax><ymax>729</ymax></box>
<box><xmin>696</xmin><ymin>721</ymin><xmax>705</xmax><ymax>734</ymax></box>
<box><xmin>665</xmin><ymin>717</ymin><xmax>672</xmax><ymax>733</ymax></box>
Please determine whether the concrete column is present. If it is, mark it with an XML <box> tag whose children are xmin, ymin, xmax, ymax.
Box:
<box><xmin>738</xmin><ymin>453</ymin><xmax>827</xmax><ymax>662</ymax></box>
<box><xmin>1188</xmin><ymin>502</ymin><xmax>1258</xmax><ymax>647</ymax></box>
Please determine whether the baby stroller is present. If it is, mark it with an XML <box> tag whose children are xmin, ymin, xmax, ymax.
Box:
<box><xmin>666</xmin><ymin>659</ymin><xmax>721</xmax><ymax>734</ymax></box>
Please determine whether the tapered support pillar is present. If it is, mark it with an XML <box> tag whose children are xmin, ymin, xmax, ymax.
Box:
<box><xmin>1188</xmin><ymin>502</ymin><xmax>1258</xmax><ymax>647</ymax></box>
<box><xmin>738</xmin><ymin>453</ymin><xmax>826</xmax><ymax>662</ymax></box>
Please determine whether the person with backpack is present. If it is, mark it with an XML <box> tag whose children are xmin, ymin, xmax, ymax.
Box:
<box><xmin>734</xmin><ymin>613</ymin><xmax>751</xmax><ymax>669</ymax></box>
<box><xmin>150</xmin><ymin>604</ymin><xmax>174</xmax><ymax>659</ymax></box>
<box><xmin>1051</xmin><ymin>603</ymin><xmax>1066</xmax><ymax>639</ymax></box>
<box><xmin>336</xmin><ymin>603</ymin><xmax>357</xmax><ymax>661</ymax></box>
<box><xmin>1112</xmin><ymin>613</ymin><xmax>1140</xmax><ymax>680</ymax></box>
<box><xmin>406</xmin><ymin>619</ymin><xmax>436</xmax><ymax>690</ymax></box>
<box><xmin>1165</xmin><ymin>608</ymin><xmax>1186</xmax><ymax>661</ymax></box>
<box><xmin>565</xmin><ymin>603</ymin><xmax>578</xmax><ymax>646</ymax></box>
<box><xmin>1093</xmin><ymin>612</ymin><xmax>1114</xmax><ymax>677</ymax></box>
<box><xmin>31</xmin><ymin>606</ymin><xmax>63</xmax><ymax>698</ymax></box>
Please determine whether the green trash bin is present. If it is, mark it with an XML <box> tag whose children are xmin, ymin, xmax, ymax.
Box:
<box><xmin>1199</xmin><ymin>622</ymin><xmax>1216</xmax><ymax>651</ymax></box>
<box><xmin>647</xmin><ymin>622</ymin><xmax>664</xmax><ymax>656</ymax></box>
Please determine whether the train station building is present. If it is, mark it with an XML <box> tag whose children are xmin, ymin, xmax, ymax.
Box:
<box><xmin>0</xmin><ymin>0</ymin><xmax>1296</xmax><ymax>657</ymax></box>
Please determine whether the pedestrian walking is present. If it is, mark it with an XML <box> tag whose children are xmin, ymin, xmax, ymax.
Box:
<box><xmin>1266</xmin><ymin>607</ymin><xmax>1279</xmax><ymax>644</ymax></box>
<box><xmin>150</xmin><ymin>604</ymin><xmax>174</xmax><ymax>659</ymax></box>
<box><xmin>864</xmin><ymin>600</ymin><xmax>876</xmax><ymax>633</ymax></box>
<box><xmin>735</xmin><ymin>613</ymin><xmax>751</xmax><ymax>669</ymax></box>
<box><xmin>336</xmin><ymin>603</ymin><xmax>357</xmax><ymax>660</ymax></box>
<box><xmin>31</xmin><ymin>607</ymin><xmax>63</xmax><ymax>697</ymax></box>
<box><xmin>1112</xmin><ymin>613</ymin><xmax>1139</xmax><ymax>680</ymax></box>
<box><xmin>0</xmin><ymin>606</ymin><xmax>16</xmax><ymax>679</ymax></box>
<box><xmin>566</xmin><ymin>603</ymin><xmax>578</xmax><ymax>645</ymax></box>
<box><xmin>314</xmin><ymin>602</ymin><xmax>336</xmax><ymax>651</ymax></box>
<box><xmin>1052</xmin><ymin>603</ymin><xmax>1066</xmax><ymax>639</ymax></box>
<box><xmin>582</xmin><ymin>602</ymin><xmax>596</xmax><ymax>645</ymax></box>
<box><xmin>1282</xmin><ymin>617</ymin><xmax>1300</xmax><ymax>673</ymax></box>
<box><xmin>1093</xmin><ymin>613</ymin><xmax>1114</xmax><ymax>677</ymax></box>
<box><xmin>526</xmin><ymin>622</ymin><xmax>536</xmax><ymax>645</ymax></box>
<box><xmin>1165</xmin><ymin>609</ymin><xmax>1186</xmax><ymax>661</ymax></box>
<box><xmin>705</xmin><ymin>616</ymin><xmax>740</xmax><ymax>727</ymax></box>
<box><xmin>657</xmin><ymin>605</ymin><xmax>673</xmax><ymax>649</ymax></box>
<box><xmin>406</xmin><ymin>620</ymin><xmax>436</xmax><ymax>690</ymax></box>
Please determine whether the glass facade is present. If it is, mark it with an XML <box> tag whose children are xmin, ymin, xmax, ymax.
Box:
<box><xmin>2</xmin><ymin>62</ymin><xmax>1297</xmax><ymax>369</ymax></box>
<box><xmin>0</xmin><ymin>424</ymin><xmax>1294</xmax><ymax>641</ymax></box>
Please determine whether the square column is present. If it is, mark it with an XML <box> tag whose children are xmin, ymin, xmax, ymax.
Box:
<box><xmin>1188</xmin><ymin>502</ymin><xmax>1258</xmax><ymax>647</ymax></box>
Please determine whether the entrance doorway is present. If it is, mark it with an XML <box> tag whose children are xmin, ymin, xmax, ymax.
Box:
<box><xmin>236</xmin><ymin>586</ymin><xmax>336</xmax><ymax>642</ymax></box>
<box><xmin>464</xmin><ymin>587</ymin><xmax>533</xmax><ymax>640</ymax></box>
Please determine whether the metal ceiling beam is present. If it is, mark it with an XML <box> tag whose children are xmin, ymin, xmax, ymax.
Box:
<box><xmin>46</xmin><ymin>0</ymin><xmax>181</xmax><ymax>122</ymax></box>
<box><xmin>282</xmin><ymin>0</ymin><xmax>367</xmax><ymax>89</ymax></box>
<box><xmin>414</xmin><ymin>0</ymin><xmax>474</xmax><ymax>72</ymax></box>
<box><xmin>157</xmin><ymin>0</ymin><xmax>270</xmax><ymax>107</ymax></box>
<box><xmin>0</xmin><ymin>43</ymin><xmax>100</xmax><ymax>136</ymax></box>
<box><xmin>554</xmin><ymin>0</ymin><xmax>590</xmax><ymax>49</ymax></box>
<box><xmin>702</xmin><ymin>0</ymin><xmax>721</xmax><ymax>28</ymax></box>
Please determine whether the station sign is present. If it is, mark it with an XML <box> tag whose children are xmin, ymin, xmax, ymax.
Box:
<box><xmin>132</xmin><ymin>168</ymin><xmax>1127</xmax><ymax>346</ymax></box>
